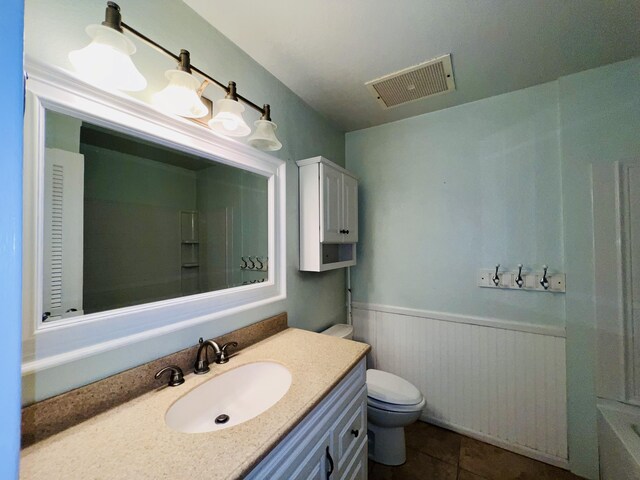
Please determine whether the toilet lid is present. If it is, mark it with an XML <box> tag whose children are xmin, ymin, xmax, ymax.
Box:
<box><xmin>366</xmin><ymin>369</ymin><xmax>423</xmax><ymax>405</ymax></box>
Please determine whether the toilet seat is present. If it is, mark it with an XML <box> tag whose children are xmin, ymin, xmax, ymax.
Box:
<box><xmin>367</xmin><ymin>395</ymin><xmax>426</xmax><ymax>413</ymax></box>
<box><xmin>366</xmin><ymin>369</ymin><xmax>424</xmax><ymax>414</ymax></box>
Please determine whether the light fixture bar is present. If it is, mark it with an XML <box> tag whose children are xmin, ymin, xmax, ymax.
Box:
<box><xmin>120</xmin><ymin>21</ymin><xmax>266</xmax><ymax>117</ymax></box>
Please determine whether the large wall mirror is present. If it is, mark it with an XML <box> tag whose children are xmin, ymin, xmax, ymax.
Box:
<box><xmin>22</xmin><ymin>59</ymin><xmax>286</xmax><ymax>373</ymax></box>
<box><xmin>44</xmin><ymin>110</ymin><xmax>268</xmax><ymax>319</ymax></box>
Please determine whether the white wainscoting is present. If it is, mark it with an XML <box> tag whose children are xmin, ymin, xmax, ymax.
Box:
<box><xmin>352</xmin><ymin>303</ymin><xmax>568</xmax><ymax>467</ymax></box>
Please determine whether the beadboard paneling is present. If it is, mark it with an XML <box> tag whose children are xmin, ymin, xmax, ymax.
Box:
<box><xmin>353</xmin><ymin>305</ymin><xmax>568</xmax><ymax>466</ymax></box>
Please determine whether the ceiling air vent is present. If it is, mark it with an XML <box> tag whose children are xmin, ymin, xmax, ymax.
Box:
<box><xmin>366</xmin><ymin>54</ymin><xmax>455</xmax><ymax>109</ymax></box>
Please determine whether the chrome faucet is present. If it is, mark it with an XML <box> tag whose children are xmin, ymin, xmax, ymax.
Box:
<box><xmin>194</xmin><ymin>337</ymin><xmax>221</xmax><ymax>374</ymax></box>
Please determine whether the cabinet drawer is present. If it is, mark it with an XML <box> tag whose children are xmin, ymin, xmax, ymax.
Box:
<box><xmin>335</xmin><ymin>385</ymin><xmax>367</xmax><ymax>471</ymax></box>
<box><xmin>339</xmin><ymin>438</ymin><xmax>367</xmax><ymax>480</ymax></box>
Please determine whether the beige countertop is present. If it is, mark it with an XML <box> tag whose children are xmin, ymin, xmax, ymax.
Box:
<box><xmin>20</xmin><ymin>328</ymin><xmax>369</xmax><ymax>480</ymax></box>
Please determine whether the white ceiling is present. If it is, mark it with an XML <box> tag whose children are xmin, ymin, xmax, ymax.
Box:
<box><xmin>184</xmin><ymin>0</ymin><xmax>640</xmax><ymax>132</ymax></box>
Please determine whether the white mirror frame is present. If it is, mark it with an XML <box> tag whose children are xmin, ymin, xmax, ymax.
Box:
<box><xmin>21</xmin><ymin>58</ymin><xmax>286</xmax><ymax>374</ymax></box>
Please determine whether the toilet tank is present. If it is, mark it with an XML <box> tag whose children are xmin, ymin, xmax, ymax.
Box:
<box><xmin>321</xmin><ymin>323</ymin><xmax>354</xmax><ymax>340</ymax></box>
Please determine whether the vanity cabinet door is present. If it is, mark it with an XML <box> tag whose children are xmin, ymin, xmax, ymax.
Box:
<box><xmin>290</xmin><ymin>431</ymin><xmax>335</xmax><ymax>480</ymax></box>
<box><xmin>339</xmin><ymin>440</ymin><xmax>367</xmax><ymax>480</ymax></box>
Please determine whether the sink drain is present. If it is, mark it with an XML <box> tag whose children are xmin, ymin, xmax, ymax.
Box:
<box><xmin>215</xmin><ymin>414</ymin><xmax>230</xmax><ymax>424</ymax></box>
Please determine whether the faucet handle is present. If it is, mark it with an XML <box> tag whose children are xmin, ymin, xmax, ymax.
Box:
<box><xmin>218</xmin><ymin>341</ymin><xmax>238</xmax><ymax>364</ymax></box>
<box><xmin>155</xmin><ymin>365</ymin><xmax>185</xmax><ymax>387</ymax></box>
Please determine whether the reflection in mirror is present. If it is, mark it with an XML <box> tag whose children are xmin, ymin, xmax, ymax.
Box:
<box><xmin>43</xmin><ymin>110</ymin><xmax>268</xmax><ymax>321</ymax></box>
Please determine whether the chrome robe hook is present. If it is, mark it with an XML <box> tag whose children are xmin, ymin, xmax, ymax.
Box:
<box><xmin>540</xmin><ymin>265</ymin><xmax>550</xmax><ymax>290</ymax></box>
<box><xmin>492</xmin><ymin>264</ymin><xmax>501</xmax><ymax>286</ymax></box>
<box><xmin>515</xmin><ymin>264</ymin><xmax>524</xmax><ymax>288</ymax></box>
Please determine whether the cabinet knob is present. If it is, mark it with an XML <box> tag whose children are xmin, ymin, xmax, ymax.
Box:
<box><xmin>345</xmin><ymin>230</ymin><xmax>349</xmax><ymax>234</ymax></box>
<box><xmin>351</xmin><ymin>428</ymin><xmax>359</xmax><ymax>438</ymax></box>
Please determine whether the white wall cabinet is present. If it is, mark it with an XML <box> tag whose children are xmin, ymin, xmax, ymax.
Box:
<box><xmin>246</xmin><ymin>359</ymin><xmax>367</xmax><ymax>480</ymax></box>
<box><xmin>297</xmin><ymin>157</ymin><xmax>358</xmax><ymax>271</ymax></box>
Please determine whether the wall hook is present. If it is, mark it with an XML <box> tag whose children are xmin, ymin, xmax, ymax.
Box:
<box><xmin>248</xmin><ymin>256</ymin><xmax>256</xmax><ymax>269</ymax></box>
<box><xmin>492</xmin><ymin>264</ymin><xmax>501</xmax><ymax>286</ymax></box>
<box><xmin>540</xmin><ymin>265</ymin><xmax>550</xmax><ymax>290</ymax></box>
<box><xmin>515</xmin><ymin>264</ymin><xmax>524</xmax><ymax>288</ymax></box>
<box><xmin>255</xmin><ymin>257</ymin><xmax>264</xmax><ymax>270</ymax></box>
<box><xmin>240</xmin><ymin>256</ymin><xmax>248</xmax><ymax>269</ymax></box>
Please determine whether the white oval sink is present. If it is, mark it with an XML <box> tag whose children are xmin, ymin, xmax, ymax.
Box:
<box><xmin>165</xmin><ymin>361</ymin><xmax>292</xmax><ymax>433</ymax></box>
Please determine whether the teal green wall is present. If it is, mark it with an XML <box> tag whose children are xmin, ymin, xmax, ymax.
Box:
<box><xmin>346</xmin><ymin>57</ymin><xmax>640</xmax><ymax>479</ymax></box>
<box><xmin>45</xmin><ymin>111</ymin><xmax>81</xmax><ymax>152</ymax></box>
<box><xmin>195</xmin><ymin>165</ymin><xmax>268</xmax><ymax>290</ymax></box>
<box><xmin>347</xmin><ymin>81</ymin><xmax>565</xmax><ymax>326</ymax></box>
<box><xmin>558</xmin><ymin>57</ymin><xmax>640</xmax><ymax>479</ymax></box>
<box><xmin>23</xmin><ymin>0</ymin><xmax>346</xmax><ymax>404</ymax></box>
<box><xmin>81</xmin><ymin>145</ymin><xmax>197</xmax><ymax>313</ymax></box>
<box><xmin>83</xmin><ymin>147</ymin><xmax>197</xmax><ymax>208</ymax></box>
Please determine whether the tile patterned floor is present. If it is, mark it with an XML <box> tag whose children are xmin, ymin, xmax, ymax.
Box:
<box><xmin>368</xmin><ymin>421</ymin><xmax>585</xmax><ymax>480</ymax></box>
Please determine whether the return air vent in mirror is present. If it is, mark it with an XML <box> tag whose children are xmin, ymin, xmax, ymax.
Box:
<box><xmin>366</xmin><ymin>54</ymin><xmax>455</xmax><ymax>109</ymax></box>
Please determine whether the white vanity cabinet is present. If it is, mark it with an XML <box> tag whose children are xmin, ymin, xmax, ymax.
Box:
<box><xmin>297</xmin><ymin>156</ymin><xmax>358</xmax><ymax>272</ymax></box>
<box><xmin>246</xmin><ymin>359</ymin><xmax>367</xmax><ymax>480</ymax></box>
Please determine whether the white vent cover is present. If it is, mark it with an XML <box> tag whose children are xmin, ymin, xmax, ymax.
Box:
<box><xmin>366</xmin><ymin>54</ymin><xmax>455</xmax><ymax>109</ymax></box>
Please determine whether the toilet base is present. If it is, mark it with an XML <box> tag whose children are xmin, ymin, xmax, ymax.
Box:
<box><xmin>368</xmin><ymin>423</ymin><xmax>406</xmax><ymax>466</ymax></box>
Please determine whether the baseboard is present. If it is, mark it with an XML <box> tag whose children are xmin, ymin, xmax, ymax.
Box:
<box><xmin>421</xmin><ymin>414</ymin><xmax>569</xmax><ymax>470</ymax></box>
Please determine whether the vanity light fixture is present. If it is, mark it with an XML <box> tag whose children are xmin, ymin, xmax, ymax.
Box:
<box><xmin>208</xmin><ymin>81</ymin><xmax>252</xmax><ymax>137</ymax></box>
<box><xmin>69</xmin><ymin>2</ymin><xmax>282</xmax><ymax>151</ymax></box>
<box><xmin>68</xmin><ymin>2</ymin><xmax>147</xmax><ymax>92</ymax></box>
<box><xmin>248</xmin><ymin>105</ymin><xmax>283</xmax><ymax>151</ymax></box>
<box><xmin>152</xmin><ymin>49</ymin><xmax>208</xmax><ymax>118</ymax></box>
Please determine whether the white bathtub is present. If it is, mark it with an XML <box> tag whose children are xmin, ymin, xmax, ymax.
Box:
<box><xmin>598</xmin><ymin>400</ymin><xmax>640</xmax><ymax>480</ymax></box>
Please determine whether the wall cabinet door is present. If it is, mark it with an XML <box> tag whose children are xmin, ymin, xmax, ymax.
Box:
<box><xmin>320</xmin><ymin>163</ymin><xmax>344</xmax><ymax>243</ymax></box>
<box><xmin>342</xmin><ymin>174</ymin><xmax>358</xmax><ymax>243</ymax></box>
<box><xmin>320</xmin><ymin>163</ymin><xmax>358</xmax><ymax>244</ymax></box>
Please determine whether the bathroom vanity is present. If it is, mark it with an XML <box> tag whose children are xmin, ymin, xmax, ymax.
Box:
<box><xmin>20</xmin><ymin>328</ymin><xmax>369</xmax><ymax>480</ymax></box>
<box><xmin>246</xmin><ymin>359</ymin><xmax>367</xmax><ymax>479</ymax></box>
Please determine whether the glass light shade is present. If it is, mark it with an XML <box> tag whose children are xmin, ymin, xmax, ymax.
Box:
<box><xmin>248</xmin><ymin>120</ymin><xmax>282</xmax><ymax>151</ymax></box>
<box><xmin>68</xmin><ymin>25</ymin><xmax>147</xmax><ymax>92</ymax></box>
<box><xmin>152</xmin><ymin>70</ymin><xmax>208</xmax><ymax>118</ymax></box>
<box><xmin>208</xmin><ymin>98</ymin><xmax>252</xmax><ymax>137</ymax></box>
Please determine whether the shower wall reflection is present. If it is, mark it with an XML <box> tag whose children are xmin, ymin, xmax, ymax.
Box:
<box><xmin>43</xmin><ymin>110</ymin><xmax>267</xmax><ymax>320</ymax></box>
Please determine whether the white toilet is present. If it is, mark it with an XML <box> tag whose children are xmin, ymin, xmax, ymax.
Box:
<box><xmin>321</xmin><ymin>324</ymin><xmax>426</xmax><ymax>466</ymax></box>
